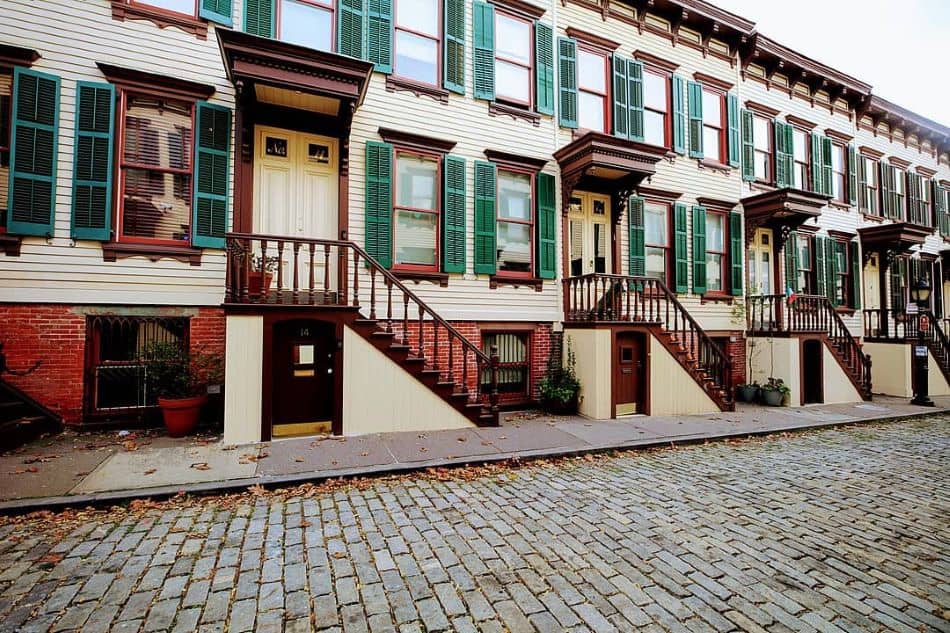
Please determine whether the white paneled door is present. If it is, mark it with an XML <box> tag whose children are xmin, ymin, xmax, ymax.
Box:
<box><xmin>568</xmin><ymin>192</ymin><xmax>612</xmax><ymax>277</ymax></box>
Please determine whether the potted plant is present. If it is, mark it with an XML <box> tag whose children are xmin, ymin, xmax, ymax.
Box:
<box><xmin>760</xmin><ymin>377</ymin><xmax>789</xmax><ymax>406</ymax></box>
<box><xmin>735</xmin><ymin>382</ymin><xmax>759</xmax><ymax>403</ymax></box>
<box><xmin>144</xmin><ymin>342</ymin><xmax>223</xmax><ymax>437</ymax></box>
<box><xmin>538</xmin><ymin>338</ymin><xmax>581</xmax><ymax>415</ymax></box>
<box><xmin>248</xmin><ymin>253</ymin><xmax>279</xmax><ymax>298</ymax></box>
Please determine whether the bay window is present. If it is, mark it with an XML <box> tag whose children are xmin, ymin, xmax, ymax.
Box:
<box><xmin>705</xmin><ymin>211</ymin><xmax>726</xmax><ymax>292</ymax></box>
<box><xmin>496</xmin><ymin>170</ymin><xmax>533</xmax><ymax>275</ymax></box>
<box><xmin>577</xmin><ymin>49</ymin><xmax>608</xmax><ymax>133</ymax></box>
<box><xmin>494</xmin><ymin>12</ymin><xmax>532</xmax><ymax>106</ymax></box>
<box><xmin>752</xmin><ymin>115</ymin><xmax>771</xmax><ymax>181</ymax></box>
<box><xmin>642</xmin><ymin>69</ymin><xmax>669</xmax><ymax>147</ymax></box>
<box><xmin>792</xmin><ymin>128</ymin><xmax>808</xmax><ymax>189</ymax></box>
<box><xmin>394</xmin><ymin>0</ymin><xmax>440</xmax><ymax>85</ymax></box>
<box><xmin>644</xmin><ymin>201</ymin><xmax>669</xmax><ymax>281</ymax></box>
<box><xmin>278</xmin><ymin>0</ymin><xmax>335</xmax><ymax>52</ymax></box>
<box><xmin>701</xmin><ymin>88</ymin><xmax>724</xmax><ymax>163</ymax></box>
<box><xmin>394</xmin><ymin>152</ymin><xmax>440</xmax><ymax>269</ymax></box>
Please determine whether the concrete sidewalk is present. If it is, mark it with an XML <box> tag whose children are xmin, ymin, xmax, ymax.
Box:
<box><xmin>1</xmin><ymin>397</ymin><xmax>947</xmax><ymax>513</ymax></box>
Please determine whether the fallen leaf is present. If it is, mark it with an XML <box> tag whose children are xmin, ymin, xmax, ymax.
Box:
<box><xmin>121</xmin><ymin>440</ymin><xmax>140</xmax><ymax>452</ymax></box>
<box><xmin>360</xmin><ymin>452</ymin><xmax>369</xmax><ymax>457</ymax></box>
<box><xmin>331</xmin><ymin>551</ymin><xmax>346</xmax><ymax>559</ymax></box>
<box><xmin>143</xmin><ymin>468</ymin><xmax>157</xmax><ymax>475</ymax></box>
<box><xmin>248</xmin><ymin>484</ymin><xmax>267</xmax><ymax>496</ymax></box>
<box><xmin>456</xmin><ymin>437</ymin><xmax>467</xmax><ymax>443</ymax></box>
<box><xmin>419</xmin><ymin>447</ymin><xmax>428</xmax><ymax>453</ymax></box>
<box><xmin>294</xmin><ymin>457</ymin><xmax>305</xmax><ymax>463</ymax></box>
<box><xmin>37</xmin><ymin>553</ymin><xmax>63</xmax><ymax>565</ymax></box>
<box><xmin>190</xmin><ymin>462</ymin><xmax>211</xmax><ymax>471</ymax></box>
<box><xmin>23</xmin><ymin>454</ymin><xmax>59</xmax><ymax>464</ymax></box>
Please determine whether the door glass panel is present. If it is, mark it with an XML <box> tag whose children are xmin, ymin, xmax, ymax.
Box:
<box><xmin>293</xmin><ymin>343</ymin><xmax>316</xmax><ymax>377</ymax></box>
<box><xmin>760</xmin><ymin>251</ymin><xmax>771</xmax><ymax>294</ymax></box>
<box><xmin>593</xmin><ymin>223</ymin><xmax>606</xmax><ymax>273</ymax></box>
<box><xmin>620</xmin><ymin>347</ymin><xmax>633</xmax><ymax>362</ymax></box>
<box><xmin>570</xmin><ymin>219</ymin><xmax>584</xmax><ymax>277</ymax></box>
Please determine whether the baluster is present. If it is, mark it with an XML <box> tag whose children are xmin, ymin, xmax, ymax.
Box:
<box><xmin>259</xmin><ymin>240</ymin><xmax>269</xmax><ymax>304</ymax></box>
<box><xmin>586</xmin><ymin>277</ymin><xmax>591</xmax><ymax>319</ymax></box>
<box><xmin>448</xmin><ymin>331</ymin><xmax>455</xmax><ymax>384</ymax></box>
<box><xmin>292</xmin><ymin>241</ymin><xmax>300</xmax><ymax>304</ymax></box>
<box><xmin>323</xmin><ymin>244</ymin><xmax>331</xmax><ymax>304</ymax></box>
<box><xmin>462</xmin><ymin>347</ymin><xmax>469</xmax><ymax>394</ymax></box>
<box><xmin>418</xmin><ymin>306</ymin><xmax>425</xmax><ymax>361</ymax></box>
<box><xmin>489</xmin><ymin>344</ymin><xmax>500</xmax><ymax>415</ymax></box>
<box><xmin>402</xmin><ymin>295</ymin><xmax>410</xmax><ymax>345</ymax></box>
<box><xmin>308</xmin><ymin>243</ymin><xmax>315</xmax><ymax>304</ymax></box>
<box><xmin>369</xmin><ymin>268</ymin><xmax>377</xmax><ymax>321</ymax></box>
<box><xmin>433</xmin><ymin>323</ymin><xmax>440</xmax><ymax>374</ymax></box>
<box><xmin>352</xmin><ymin>251</ymin><xmax>360</xmax><ymax>308</ymax></box>
<box><xmin>225</xmin><ymin>238</ymin><xmax>233</xmax><ymax>303</ymax></box>
<box><xmin>386</xmin><ymin>279</ymin><xmax>393</xmax><ymax>332</ymax></box>
<box><xmin>275</xmin><ymin>241</ymin><xmax>284</xmax><ymax>303</ymax></box>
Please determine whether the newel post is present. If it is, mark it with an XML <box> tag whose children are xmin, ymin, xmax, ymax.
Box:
<box><xmin>489</xmin><ymin>344</ymin><xmax>500</xmax><ymax>414</ymax></box>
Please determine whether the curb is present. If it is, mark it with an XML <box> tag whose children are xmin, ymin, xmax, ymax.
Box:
<box><xmin>0</xmin><ymin>408</ymin><xmax>945</xmax><ymax>516</ymax></box>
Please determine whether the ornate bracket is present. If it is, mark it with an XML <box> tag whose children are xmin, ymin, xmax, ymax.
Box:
<box><xmin>560</xmin><ymin>168</ymin><xmax>585</xmax><ymax>216</ymax></box>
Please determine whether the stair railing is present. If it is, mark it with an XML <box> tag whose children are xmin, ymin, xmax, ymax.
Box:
<box><xmin>815</xmin><ymin>297</ymin><xmax>872</xmax><ymax>397</ymax></box>
<box><xmin>226</xmin><ymin>232</ymin><xmax>499</xmax><ymax>416</ymax></box>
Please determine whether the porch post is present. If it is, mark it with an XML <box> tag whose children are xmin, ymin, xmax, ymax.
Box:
<box><xmin>879</xmin><ymin>250</ymin><xmax>889</xmax><ymax>338</ymax></box>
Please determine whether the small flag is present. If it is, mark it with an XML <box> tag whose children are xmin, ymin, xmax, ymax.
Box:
<box><xmin>786</xmin><ymin>286</ymin><xmax>798</xmax><ymax>304</ymax></box>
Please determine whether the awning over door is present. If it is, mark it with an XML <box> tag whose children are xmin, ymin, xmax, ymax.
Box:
<box><xmin>740</xmin><ymin>188</ymin><xmax>827</xmax><ymax>246</ymax></box>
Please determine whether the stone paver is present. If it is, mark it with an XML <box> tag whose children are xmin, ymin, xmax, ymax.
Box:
<box><xmin>0</xmin><ymin>417</ymin><xmax>948</xmax><ymax>632</ymax></box>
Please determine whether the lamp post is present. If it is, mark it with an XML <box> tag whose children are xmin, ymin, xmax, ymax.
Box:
<box><xmin>910</xmin><ymin>275</ymin><xmax>935</xmax><ymax>407</ymax></box>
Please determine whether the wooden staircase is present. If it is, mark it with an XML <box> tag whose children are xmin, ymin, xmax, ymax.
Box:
<box><xmin>925</xmin><ymin>313</ymin><xmax>950</xmax><ymax>386</ymax></box>
<box><xmin>0</xmin><ymin>379</ymin><xmax>62</xmax><ymax>452</ymax></box>
<box><xmin>226</xmin><ymin>233</ymin><xmax>500</xmax><ymax>427</ymax></box>
<box><xmin>563</xmin><ymin>274</ymin><xmax>734</xmax><ymax>411</ymax></box>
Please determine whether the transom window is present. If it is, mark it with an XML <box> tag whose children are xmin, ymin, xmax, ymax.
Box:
<box><xmin>394</xmin><ymin>152</ymin><xmax>440</xmax><ymax>269</ymax></box>
<box><xmin>577</xmin><ymin>49</ymin><xmax>608</xmax><ymax>133</ymax></box>
<box><xmin>831</xmin><ymin>143</ymin><xmax>846</xmax><ymax>202</ymax></box>
<box><xmin>792</xmin><ymin>128</ymin><xmax>808</xmax><ymax>189</ymax></box>
<box><xmin>133</xmin><ymin>0</ymin><xmax>199</xmax><ymax>16</ymax></box>
<box><xmin>644</xmin><ymin>201</ymin><xmax>669</xmax><ymax>281</ymax></box>
<box><xmin>701</xmin><ymin>88</ymin><xmax>724</xmax><ymax>163</ymax></box>
<box><xmin>119</xmin><ymin>93</ymin><xmax>195</xmax><ymax>244</ymax></box>
<box><xmin>496</xmin><ymin>170</ymin><xmax>533</xmax><ymax>276</ymax></box>
<box><xmin>642</xmin><ymin>69</ymin><xmax>669</xmax><ymax>147</ymax></box>
<box><xmin>278</xmin><ymin>0</ymin><xmax>335</xmax><ymax>52</ymax></box>
<box><xmin>705</xmin><ymin>211</ymin><xmax>726</xmax><ymax>292</ymax></box>
<box><xmin>394</xmin><ymin>0</ymin><xmax>440</xmax><ymax>85</ymax></box>
<box><xmin>752</xmin><ymin>115</ymin><xmax>771</xmax><ymax>181</ymax></box>
<box><xmin>494</xmin><ymin>12</ymin><xmax>532</xmax><ymax>105</ymax></box>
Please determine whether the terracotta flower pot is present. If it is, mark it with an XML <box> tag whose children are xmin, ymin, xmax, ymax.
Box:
<box><xmin>158</xmin><ymin>395</ymin><xmax>207</xmax><ymax>437</ymax></box>
<box><xmin>248</xmin><ymin>272</ymin><xmax>273</xmax><ymax>298</ymax></box>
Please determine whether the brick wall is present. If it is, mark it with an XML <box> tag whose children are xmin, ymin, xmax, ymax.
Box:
<box><xmin>726</xmin><ymin>334</ymin><xmax>747</xmax><ymax>386</ymax></box>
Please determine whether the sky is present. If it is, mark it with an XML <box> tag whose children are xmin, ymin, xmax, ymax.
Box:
<box><xmin>709</xmin><ymin>0</ymin><xmax>950</xmax><ymax>126</ymax></box>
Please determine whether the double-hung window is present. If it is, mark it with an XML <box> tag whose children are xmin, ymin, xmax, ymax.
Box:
<box><xmin>394</xmin><ymin>0</ymin><xmax>440</xmax><ymax>85</ymax></box>
<box><xmin>494</xmin><ymin>12</ymin><xmax>532</xmax><ymax>106</ymax></box>
<box><xmin>792</xmin><ymin>128</ymin><xmax>808</xmax><ymax>189</ymax></box>
<box><xmin>705</xmin><ymin>211</ymin><xmax>727</xmax><ymax>292</ymax></box>
<box><xmin>642</xmin><ymin>69</ymin><xmax>669</xmax><ymax>147</ymax></box>
<box><xmin>752</xmin><ymin>115</ymin><xmax>771</xmax><ymax>182</ymax></box>
<box><xmin>278</xmin><ymin>0</ymin><xmax>335</xmax><ymax>52</ymax></box>
<box><xmin>496</xmin><ymin>169</ymin><xmax>534</xmax><ymax>276</ymax></box>
<box><xmin>701</xmin><ymin>88</ymin><xmax>724</xmax><ymax>163</ymax></box>
<box><xmin>644</xmin><ymin>201</ymin><xmax>669</xmax><ymax>281</ymax></box>
<box><xmin>833</xmin><ymin>241</ymin><xmax>850</xmax><ymax>307</ymax></box>
<box><xmin>393</xmin><ymin>152</ymin><xmax>440</xmax><ymax>270</ymax></box>
<box><xmin>796</xmin><ymin>234</ymin><xmax>814</xmax><ymax>294</ymax></box>
<box><xmin>576</xmin><ymin>49</ymin><xmax>609</xmax><ymax>133</ymax></box>
<box><xmin>860</xmin><ymin>156</ymin><xmax>879</xmax><ymax>215</ymax></box>
<box><xmin>830</xmin><ymin>143</ymin><xmax>846</xmax><ymax>203</ymax></box>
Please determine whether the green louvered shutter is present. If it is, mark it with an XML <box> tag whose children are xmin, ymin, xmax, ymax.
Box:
<box><xmin>857</xmin><ymin>153</ymin><xmax>868</xmax><ymax>211</ymax></box>
<box><xmin>557</xmin><ymin>37</ymin><xmax>577</xmax><ymax>128</ymax></box>
<box><xmin>815</xmin><ymin>237</ymin><xmax>826</xmax><ymax>298</ymax></box>
<box><xmin>774</xmin><ymin>121</ymin><xmax>790</xmax><ymax>188</ymax></box>
<box><xmin>367</xmin><ymin>0</ymin><xmax>392</xmax><ymax>72</ymax></box>
<box><xmin>473</xmin><ymin>160</ymin><xmax>496</xmax><ymax>274</ymax></box>
<box><xmin>71</xmin><ymin>82</ymin><xmax>115</xmax><ymax>241</ymax></box>
<box><xmin>880</xmin><ymin>162</ymin><xmax>892</xmax><ymax>218</ymax></box>
<box><xmin>671</xmin><ymin>75</ymin><xmax>686</xmax><ymax>155</ymax></box>
<box><xmin>8</xmin><ymin>67</ymin><xmax>60</xmax><ymax>237</ymax></box>
<box><xmin>785</xmin><ymin>232</ymin><xmax>799</xmax><ymax>293</ymax></box>
<box><xmin>244</xmin><ymin>0</ymin><xmax>274</xmax><ymax>37</ymax></box>
<box><xmin>628</xmin><ymin>195</ymin><xmax>645</xmax><ymax>276</ymax></box>
<box><xmin>611</xmin><ymin>55</ymin><xmax>628</xmax><ymax>139</ymax></box>
<box><xmin>691</xmin><ymin>206</ymin><xmax>707</xmax><ymax>294</ymax></box>
<box><xmin>472</xmin><ymin>2</ymin><xmax>494</xmax><ymax>101</ymax></box>
<box><xmin>192</xmin><ymin>102</ymin><xmax>231</xmax><ymax>249</ymax></box>
<box><xmin>674</xmin><ymin>202</ymin><xmax>688</xmax><ymax>293</ymax></box>
<box><xmin>534</xmin><ymin>22</ymin><xmax>554</xmax><ymax>115</ymax></box>
<box><xmin>338</xmin><ymin>0</ymin><xmax>365</xmax><ymax>58</ymax></box>
<box><xmin>829</xmin><ymin>240</ymin><xmax>842</xmax><ymax>304</ymax></box>
<box><xmin>442</xmin><ymin>155</ymin><xmax>466</xmax><ymax>273</ymax></box>
<box><xmin>627</xmin><ymin>59</ymin><xmax>644</xmax><ymax>142</ymax></box>
<box><xmin>907</xmin><ymin>172</ymin><xmax>919</xmax><ymax>224</ymax></box>
<box><xmin>810</xmin><ymin>133</ymin><xmax>822</xmax><ymax>193</ymax></box>
<box><xmin>729</xmin><ymin>211</ymin><xmax>742</xmax><ymax>296</ymax></box>
<box><xmin>686</xmin><ymin>81</ymin><xmax>703</xmax><ymax>159</ymax></box>
<box><xmin>890</xmin><ymin>257</ymin><xmax>906</xmax><ymax>311</ymax></box>
<box><xmin>444</xmin><ymin>0</ymin><xmax>465</xmax><ymax>93</ymax></box>
<box><xmin>847</xmin><ymin>144</ymin><xmax>857</xmax><ymax>206</ymax></box>
<box><xmin>727</xmin><ymin>92</ymin><xmax>739</xmax><ymax>168</ymax></box>
<box><xmin>821</xmin><ymin>136</ymin><xmax>833</xmax><ymax>197</ymax></box>
<box><xmin>936</xmin><ymin>182</ymin><xmax>949</xmax><ymax>237</ymax></box>
<box><xmin>365</xmin><ymin>141</ymin><xmax>393</xmax><ymax>268</ymax></box>
<box><xmin>200</xmin><ymin>0</ymin><xmax>233</xmax><ymax>26</ymax></box>
<box><xmin>536</xmin><ymin>172</ymin><xmax>556</xmax><ymax>279</ymax></box>
<box><xmin>851</xmin><ymin>239</ymin><xmax>861</xmax><ymax>309</ymax></box>
<box><xmin>740</xmin><ymin>108</ymin><xmax>754</xmax><ymax>181</ymax></box>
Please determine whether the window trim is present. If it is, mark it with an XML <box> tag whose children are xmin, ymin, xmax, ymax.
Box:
<box><xmin>830</xmin><ymin>141</ymin><xmax>847</xmax><ymax>204</ymax></box>
<box><xmin>392</xmin><ymin>148</ymin><xmax>442</xmax><ymax>273</ymax></box>
<box><xmin>131</xmin><ymin>0</ymin><xmax>200</xmax><ymax>18</ymax></box>
<box><xmin>275</xmin><ymin>0</ymin><xmax>337</xmax><ymax>53</ymax></box>
<box><xmin>493</xmin><ymin>9</ymin><xmax>534</xmax><ymax>109</ymax></box>
<box><xmin>751</xmin><ymin>113</ymin><xmax>772</xmax><ymax>184</ymax></box>
<box><xmin>790</xmin><ymin>126</ymin><xmax>810</xmax><ymax>190</ymax></box>
<box><xmin>641</xmin><ymin>65</ymin><xmax>671</xmax><ymax>149</ymax></box>
<box><xmin>575</xmin><ymin>44</ymin><xmax>610</xmax><ymax>134</ymax></box>
<box><xmin>495</xmin><ymin>166</ymin><xmax>536</xmax><ymax>279</ymax></box>
<box><xmin>392</xmin><ymin>0</ymin><xmax>440</xmax><ymax>87</ymax></box>
<box><xmin>0</xmin><ymin>70</ymin><xmax>11</xmax><ymax>236</ymax></box>
<box><xmin>112</xmin><ymin>0</ymin><xmax>209</xmax><ymax>37</ymax></box>
<box><xmin>704</xmin><ymin>208</ymin><xmax>728</xmax><ymax>294</ymax></box>
<box><xmin>796</xmin><ymin>232</ymin><xmax>815</xmax><ymax>295</ymax></box>
<box><xmin>700</xmin><ymin>85</ymin><xmax>726</xmax><ymax>165</ymax></box>
<box><xmin>642</xmin><ymin>197</ymin><xmax>672</xmax><ymax>285</ymax></box>
<box><xmin>861</xmin><ymin>155</ymin><xmax>879</xmax><ymax>216</ymax></box>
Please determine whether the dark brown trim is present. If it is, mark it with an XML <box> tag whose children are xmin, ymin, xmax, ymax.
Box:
<box><xmin>697</xmin><ymin>158</ymin><xmax>732</xmax><ymax>174</ymax></box>
<box><xmin>378</xmin><ymin>128</ymin><xmax>456</xmax><ymax>153</ymax></box>
<box><xmin>632</xmin><ymin>50</ymin><xmax>679</xmax><ymax>72</ymax></box>
<box><xmin>102</xmin><ymin>242</ymin><xmax>203</xmax><ymax>265</ymax></box>
<box><xmin>785</xmin><ymin>114</ymin><xmax>816</xmax><ymax>130</ymax></box>
<box><xmin>488</xmin><ymin>0</ymin><xmax>545</xmax><ymax>19</ymax></box>
<box><xmin>700</xmin><ymin>292</ymin><xmax>735</xmax><ymax>305</ymax></box>
<box><xmin>636</xmin><ymin>186</ymin><xmax>682</xmax><ymax>200</ymax></box>
<box><xmin>489</xmin><ymin>275</ymin><xmax>544</xmax><ymax>291</ymax></box>
<box><xmin>796</xmin><ymin>224</ymin><xmax>819</xmax><ymax>234</ymax></box>
<box><xmin>385</xmin><ymin>75</ymin><xmax>450</xmax><ymax>104</ymax></box>
<box><xmin>392</xmin><ymin>270</ymin><xmax>450</xmax><ymax>287</ymax></box>
<box><xmin>484</xmin><ymin>149</ymin><xmax>547</xmax><ymax>171</ymax></box>
<box><xmin>97</xmin><ymin>62</ymin><xmax>215</xmax><ymax>100</ymax></box>
<box><xmin>0</xmin><ymin>43</ymin><xmax>41</xmax><ymax>69</ymax></box>
<box><xmin>565</xmin><ymin>27</ymin><xmax>620</xmax><ymax>51</ymax></box>
<box><xmin>0</xmin><ymin>235</ymin><xmax>22</xmax><ymax>257</ymax></box>
<box><xmin>916</xmin><ymin>166</ymin><xmax>937</xmax><ymax>178</ymax></box>
<box><xmin>488</xmin><ymin>101</ymin><xmax>541</xmax><ymax>127</ymax></box>
<box><xmin>696</xmin><ymin>196</ymin><xmax>738</xmax><ymax>210</ymax></box>
<box><xmin>824</xmin><ymin>128</ymin><xmax>853</xmax><ymax>143</ymax></box>
<box><xmin>692</xmin><ymin>72</ymin><xmax>733</xmax><ymax>91</ymax></box>
<box><xmin>110</xmin><ymin>0</ymin><xmax>208</xmax><ymax>38</ymax></box>
<box><xmin>858</xmin><ymin>146</ymin><xmax>885</xmax><ymax>161</ymax></box>
<box><xmin>888</xmin><ymin>156</ymin><xmax>911</xmax><ymax>170</ymax></box>
<box><xmin>827</xmin><ymin>229</ymin><xmax>856</xmax><ymax>241</ymax></box>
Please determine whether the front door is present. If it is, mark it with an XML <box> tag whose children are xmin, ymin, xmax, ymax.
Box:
<box><xmin>568</xmin><ymin>192</ymin><xmax>612</xmax><ymax>277</ymax></box>
<box><xmin>747</xmin><ymin>228</ymin><xmax>773</xmax><ymax>295</ymax></box>
<box><xmin>272</xmin><ymin>320</ymin><xmax>336</xmax><ymax>437</ymax></box>
<box><xmin>254</xmin><ymin>127</ymin><xmax>339</xmax><ymax>291</ymax></box>
<box><xmin>615</xmin><ymin>332</ymin><xmax>645</xmax><ymax>416</ymax></box>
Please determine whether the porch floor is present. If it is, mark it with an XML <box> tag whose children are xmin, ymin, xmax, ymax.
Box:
<box><xmin>2</xmin><ymin>397</ymin><xmax>947</xmax><ymax>511</ymax></box>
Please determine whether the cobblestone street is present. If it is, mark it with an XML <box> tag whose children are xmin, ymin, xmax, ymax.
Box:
<box><xmin>1</xmin><ymin>417</ymin><xmax>948</xmax><ymax>633</ymax></box>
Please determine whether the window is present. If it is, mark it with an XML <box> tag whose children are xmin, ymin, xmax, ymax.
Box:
<box><xmin>796</xmin><ymin>234</ymin><xmax>814</xmax><ymax>294</ymax></box>
<box><xmin>792</xmin><ymin>128</ymin><xmax>808</xmax><ymax>189</ymax></box>
<box><xmin>133</xmin><ymin>0</ymin><xmax>198</xmax><ymax>16</ymax></box>
<box><xmin>892</xmin><ymin>167</ymin><xmax>905</xmax><ymax>218</ymax></box>
<box><xmin>0</xmin><ymin>72</ymin><xmax>10</xmax><ymax>232</ymax></box>
<box><xmin>577</xmin><ymin>49</ymin><xmax>608</xmax><ymax>133</ymax></box>
<box><xmin>701</xmin><ymin>89</ymin><xmax>724</xmax><ymax>162</ymax></box>
<box><xmin>494</xmin><ymin>12</ymin><xmax>532</xmax><ymax>106</ymax></box>
<box><xmin>394</xmin><ymin>152</ymin><xmax>440</xmax><ymax>269</ymax></box>
<box><xmin>642</xmin><ymin>69</ymin><xmax>669</xmax><ymax>147</ymax></box>
<box><xmin>480</xmin><ymin>332</ymin><xmax>529</xmax><ymax>399</ymax></box>
<box><xmin>830</xmin><ymin>143</ymin><xmax>846</xmax><ymax>202</ymax></box>
<box><xmin>644</xmin><ymin>201</ymin><xmax>669</xmax><ymax>281</ymax></box>
<box><xmin>496</xmin><ymin>170</ymin><xmax>533</xmax><ymax>275</ymax></box>
<box><xmin>705</xmin><ymin>211</ymin><xmax>726</xmax><ymax>291</ymax></box>
<box><xmin>278</xmin><ymin>0</ymin><xmax>335</xmax><ymax>52</ymax></box>
<box><xmin>752</xmin><ymin>115</ymin><xmax>771</xmax><ymax>181</ymax></box>
<box><xmin>861</xmin><ymin>156</ymin><xmax>879</xmax><ymax>215</ymax></box>
<box><xmin>833</xmin><ymin>241</ymin><xmax>849</xmax><ymax>307</ymax></box>
<box><xmin>394</xmin><ymin>0</ymin><xmax>440</xmax><ymax>85</ymax></box>
<box><xmin>119</xmin><ymin>93</ymin><xmax>195</xmax><ymax>244</ymax></box>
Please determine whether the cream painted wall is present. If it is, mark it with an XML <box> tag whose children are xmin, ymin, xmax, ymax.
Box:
<box><xmin>821</xmin><ymin>346</ymin><xmax>863</xmax><ymax>404</ymax></box>
<box><xmin>563</xmin><ymin>329</ymin><xmax>612</xmax><ymax>420</ymax></box>
<box><xmin>927</xmin><ymin>351</ymin><xmax>950</xmax><ymax>397</ymax></box>
<box><xmin>342</xmin><ymin>326</ymin><xmax>474</xmax><ymax>435</ymax></box>
<box><xmin>223</xmin><ymin>315</ymin><xmax>264</xmax><ymax>445</ymax></box>
<box><xmin>864</xmin><ymin>342</ymin><xmax>912</xmax><ymax>397</ymax></box>
<box><xmin>649</xmin><ymin>335</ymin><xmax>720</xmax><ymax>415</ymax></box>
<box><xmin>747</xmin><ymin>337</ymin><xmax>802</xmax><ymax>407</ymax></box>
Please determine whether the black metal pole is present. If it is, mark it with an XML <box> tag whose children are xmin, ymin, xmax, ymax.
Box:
<box><xmin>912</xmin><ymin>309</ymin><xmax>935</xmax><ymax>407</ymax></box>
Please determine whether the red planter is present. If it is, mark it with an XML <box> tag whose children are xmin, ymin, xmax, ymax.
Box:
<box><xmin>248</xmin><ymin>272</ymin><xmax>273</xmax><ymax>298</ymax></box>
<box><xmin>158</xmin><ymin>395</ymin><xmax>207</xmax><ymax>437</ymax></box>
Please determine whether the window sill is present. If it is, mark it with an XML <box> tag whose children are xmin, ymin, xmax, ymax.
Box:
<box><xmin>0</xmin><ymin>234</ymin><xmax>22</xmax><ymax>257</ymax></box>
<box><xmin>700</xmin><ymin>292</ymin><xmax>734</xmax><ymax>304</ymax></box>
<box><xmin>385</xmin><ymin>76</ymin><xmax>450</xmax><ymax>104</ymax></box>
<box><xmin>861</xmin><ymin>212</ymin><xmax>884</xmax><ymax>223</ymax></box>
<box><xmin>102</xmin><ymin>242</ymin><xmax>203</xmax><ymax>265</ymax></box>
<box><xmin>697</xmin><ymin>158</ymin><xmax>732</xmax><ymax>174</ymax></box>
<box><xmin>392</xmin><ymin>269</ymin><xmax>449</xmax><ymax>287</ymax></box>
<box><xmin>490</xmin><ymin>275</ymin><xmax>544</xmax><ymax>292</ymax></box>
<box><xmin>749</xmin><ymin>180</ymin><xmax>776</xmax><ymax>193</ymax></box>
<box><xmin>488</xmin><ymin>102</ymin><xmax>541</xmax><ymax>127</ymax></box>
<box><xmin>110</xmin><ymin>1</ymin><xmax>208</xmax><ymax>38</ymax></box>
